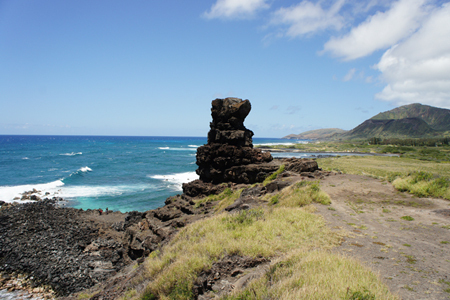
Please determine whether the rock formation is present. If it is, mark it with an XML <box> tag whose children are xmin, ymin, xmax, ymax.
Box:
<box><xmin>184</xmin><ymin>98</ymin><xmax>277</xmax><ymax>197</ymax></box>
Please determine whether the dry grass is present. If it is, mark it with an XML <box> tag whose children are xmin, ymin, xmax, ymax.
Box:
<box><xmin>268</xmin><ymin>181</ymin><xmax>331</xmax><ymax>207</ymax></box>
<box><xmin>318</xmin><ymin>156</ymin><xmax>450</xmax><ymax>200</ymax></box>
<box><xmin>222</xmin><ymin>250</ymin><xmax>398</xmax><ymax>300</ymax></box>
<box><xmin>318</xmin><ymin>156</ymin><xmax>450</xmax><ymax>179</ymax></box>
<box><xmin>194</xmin><ymin>187</ymin><xmax>242</xmax><ymax>212</ymax></box>
<box><xmin>137</xmin><ymin>207</ymin><xmax>342</xmax><ymax>299</ymax></box>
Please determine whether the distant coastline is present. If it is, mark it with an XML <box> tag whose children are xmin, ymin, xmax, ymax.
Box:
<box><xmin>257</xmin><ymin>146</ymin><xmax>400</xmax><ymax>157</ymax></box>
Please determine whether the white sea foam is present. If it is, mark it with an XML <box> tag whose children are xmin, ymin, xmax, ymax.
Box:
<box><xmin>0</xmin><ymin>180</ymin><xmax>65</xmax><ymax>203</ymax></box>
<box><xmin>60</xmin><ymin>152</ymin><xmax>82</xmax><ymax>156</ymax></box>
<box><xmin>150</xmin><ymin>172</ymin><xmax>198</xmax><ymax>191</ymax></box>
<box><xmin>79</xmin><ymin>166</ymin><xmax>92</xmax><ymax>173</ymax></box>
<box><xmin>158</xmin><ymin>147</ymin><xmax>196</xmax><ymax>151</ymax></box>
<box><xmin>57</xmin><ymin>184</ymin><xmax>148</xmax><ymax>199</ymax></box>
<box><xmin>188</xmin><ymin>145</ymin><xmax>200</xmax><ymax>148</ymax></box>
<box><xmin>22</xmin><ymin>157</ymin><xmax>29</xmax><ymax>160</ymax></box>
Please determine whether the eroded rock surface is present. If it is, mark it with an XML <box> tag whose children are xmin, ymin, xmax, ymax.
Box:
<box><xmin>184</xmin><ymin>98</ymin><xmax>276</xmax><ymax>196</ymax></box>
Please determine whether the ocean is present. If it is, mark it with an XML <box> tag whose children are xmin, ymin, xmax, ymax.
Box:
<box><xmin>0</xmin><ymin>135</ymin><xmax>307</xmax><ymax>212</ymax></box>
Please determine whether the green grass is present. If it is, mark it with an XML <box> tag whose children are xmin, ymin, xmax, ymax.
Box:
<box><xmin>401</xmin><ymin>216</ymin><xmax>415</xmax><ymax>221</ymax></box>
<box><xmin>393</xmin><ymin>172</ymin><xmax>450</xmax><ymax>199</ymax></box>
<box><xmin>263</xmin><ymin>164</ymin><xmax>285</xmax><ymax>186</ymax></box>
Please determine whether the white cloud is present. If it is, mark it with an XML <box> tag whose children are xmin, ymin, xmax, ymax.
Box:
<box><xmin>343</xmin><ymin>68</ymin><xmax>356</xmax><ymax>81</ymax></box>
<box><xmin>203</xmin><ymin>0</ymin><xmax>269</xmax><ymax>19</ymax></box>
<box><xmin>375</xmin><ymin>3</ymin><xmax>450</xmax><ymax>108</ymax></box>
<box><xmin>270</xmin><ymin>0</ymin><xmax>345</xmax><ymax>36</ymax></box>
<box><xmin>323</xmin><ymin>0</ymin><xmax>428</xmax><ymax>60</ymax></box>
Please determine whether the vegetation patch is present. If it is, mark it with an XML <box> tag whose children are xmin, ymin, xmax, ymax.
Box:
<box><xmin>194</xmin><ymin>188</ymin><xmax>242</xmax><ymax>212</ymax></box>
<box><xmin>269</xmin><ymin>181</ymin><xmax>331</xmax><ymax>207</ymax></box>
<box><xmin>221</xmin><ymin>250</ymin><xmax>396</xmax><ymax>300</ymax></box>
<box><xmin>392</xmin><ymin>172</ymin><xmax>450</xmax><ymax>200</ymax></box>
<box><xmin>139</xmin><ymin>207</ymin><xmax>341</xmax><ymax>299</ymax></box>
<box><xmin>263</xmin><ymin>164</ymin><xmax>285</xmax><ymax>186</ymax></box>
<box><xmin>400</xmin><ymin>216</ymin><xmax>415</xmax><ymax>221</ymax></box>
<box><xmin>318</xmin><ymin>156</ymin><xmax>450</xmax><ymax>200</ymax></box>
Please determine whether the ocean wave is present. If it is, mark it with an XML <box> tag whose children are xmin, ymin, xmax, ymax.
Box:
<box><xmin>149</xmin><ymin>172</ymin><xmax>198</xmax><ymax>191</ymax></box>
<box><xmin>60</xmin><ymin>152</ymin><xmax>83</xmax><ymax>156</ymax></box>
<box><xmin>22</xmin><ymin>157</ymin><xmax>29</xmax><ymax>160</ymax></box>
<box><xmin>0</xmin><ymin>180</ymin><xmax>153</xmax><ymax>204</ymax></box>
<box><xmin>158</xmin><ymin>147</ymin><xmax>197</xmax><ymax>151</ymax></box>
<box><xmin>0</xmin><ymin>180</ymin><xmax>65</xmax><ymax>203</ymax></box>
<box><xmin>57</xmin><ymin>184</ymin><xmax>149</xmax><ymax>199</ymax></box>
<box><xmin>79</xmin><ymin>166</ymin><xmax>92</xmax><ymax>173</ymax></box>
<box><xmin>188</xmin><ymin>145</ymin><xmax>200</xmax><ymax>148</ymax></box>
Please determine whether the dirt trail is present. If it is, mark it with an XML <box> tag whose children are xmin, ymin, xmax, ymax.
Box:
<box><xmin>316</xmin><ymin>173</ymin><xmax>450</xmax><ymax>299</ymax></box>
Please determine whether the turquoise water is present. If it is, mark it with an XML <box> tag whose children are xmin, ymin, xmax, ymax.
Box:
<box><xmin>0</xmin><ymin>135</ymin><xmax>301</xmax><ymax>212</ymax></box>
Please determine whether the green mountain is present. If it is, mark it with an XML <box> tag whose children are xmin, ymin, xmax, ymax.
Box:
<box><xmin>284</xmin><ymin>103</ymin><xmax>450</xmax><ymax>140</ymax></box>
<box><xmin>283</xmin><ymin>128</ymin><xmax>347</xmax><ymax>140</ymax></box>
<box><xmin>371</xmin><ymin>103</ymin><xmax>450</xmax><ymax>131</ymax></box>
<box><xmin>341</xmin><ymin>117</ymin><xmax>435</xmax><ymax>139</ymax></box>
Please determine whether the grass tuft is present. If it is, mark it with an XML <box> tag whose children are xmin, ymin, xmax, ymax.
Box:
<box><xmin>222</xmin><ymin>250</ymin><xmax>396</xmax><ymax>300</ymax></box>
<box><xmin>269</xmin><ymin>181</ymin><xmax>331</xmax><ymax>207</ymax></box>
<box><xmin>393</xmin><ymin>172</ymin><xmax>450</xmax><ymax>199</ymax></box>
<box><xmin>263</xmin><ymin>164</ymin><xmax>285</xmax><ymax>186</ymax></box>
<box><xmin>194</xmin><ymin>188</ymin><xmax>243</xmax><ymax>212</ymax></box>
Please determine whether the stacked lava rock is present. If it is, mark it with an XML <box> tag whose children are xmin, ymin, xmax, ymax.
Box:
<box><xmin>194</xmin><ymin>98</ymin><xmax>276</xmax><ymax>185</ymax></box>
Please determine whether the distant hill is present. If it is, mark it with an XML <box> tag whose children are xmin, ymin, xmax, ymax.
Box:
<box><xmin>371</xmin><ymin>103</ymin><xmax>450</xmax><ymax>131</ymax></box>
<box><xmin>283</xmin><ymin>103</ymin><xmax>450</xmax><ymax>140</ymax></box>
<box><xmin>283</xmin><ymin>128</ymin><xmax>347</xmax><ymax>140</ymax></box>
<box><xmin>341</xmin><ymin>117</ymin><xmax>435</xmax><ymax>139</ymax></box>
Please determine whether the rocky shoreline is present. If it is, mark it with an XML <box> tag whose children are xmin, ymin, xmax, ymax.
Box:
<box><xmin>0</xmin><ymin>98</ymin><xmax>326</xmax><ymax>299</ymax></box>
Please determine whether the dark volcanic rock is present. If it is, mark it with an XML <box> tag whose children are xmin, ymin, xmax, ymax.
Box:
<box><xmin>184</xmin><ymin>98</ymin><xmax>275</xmax><ymax>196</ymax></box>
<box><xmin>182</xmin><ymin>179</ymin><xmax>227</xmax><ymax>198</ymax></box>
<box><xmin>282</xmin><ymin>157</ymin><xmax>319</xmax><ymax>173</ymax></box>
<box><xmin>0</xmin><ymin>200</ymin><xmax>125</xmax><ymax>296</ymax></box>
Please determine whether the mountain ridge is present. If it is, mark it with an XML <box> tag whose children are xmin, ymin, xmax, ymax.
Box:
<box><xmin>284</xmin><ymin>103</ymin><xmax>450</xmax><ymax>140</ymax></box>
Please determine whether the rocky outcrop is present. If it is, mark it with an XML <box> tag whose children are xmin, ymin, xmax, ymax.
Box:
<box><xmin>184</xmin><ymin>98</ymin><xmax>276</xmax><ymax>196</ymax></box>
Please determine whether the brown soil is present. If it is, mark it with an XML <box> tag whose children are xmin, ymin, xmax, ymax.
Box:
<box><xmin>316</xmin><ymin>173</ymin><xmax>450</xmax><ymax>299</ymax></box>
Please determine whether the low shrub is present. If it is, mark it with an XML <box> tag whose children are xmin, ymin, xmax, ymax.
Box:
<box><xmin>393</xmin><ymin>171</ymin><xmax>450</xmax><ymax>199</ymax></box>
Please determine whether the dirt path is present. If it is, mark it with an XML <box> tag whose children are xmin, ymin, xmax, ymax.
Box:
<box><xmin>316</xmin><ymin>173</ymin><xmax>450</xmax><ymax>299</ymax></box>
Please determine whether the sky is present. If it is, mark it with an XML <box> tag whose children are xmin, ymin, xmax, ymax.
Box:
<box><xmin>1</xmin><ymin>0</ymin><xmax>449</xmax><ymax>138</ymax></box>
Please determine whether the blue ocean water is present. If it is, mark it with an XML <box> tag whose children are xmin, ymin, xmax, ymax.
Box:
<box><xmin>0</xmin><ymin>135</ymin><xmax>303</xmax><ymax>212</ymax></box>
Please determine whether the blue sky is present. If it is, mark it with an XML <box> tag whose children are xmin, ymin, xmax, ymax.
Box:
<box><xmin>1</xmin><ymin>0</ymin><xmax>449</xmax><ymax>138</ymax></box>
